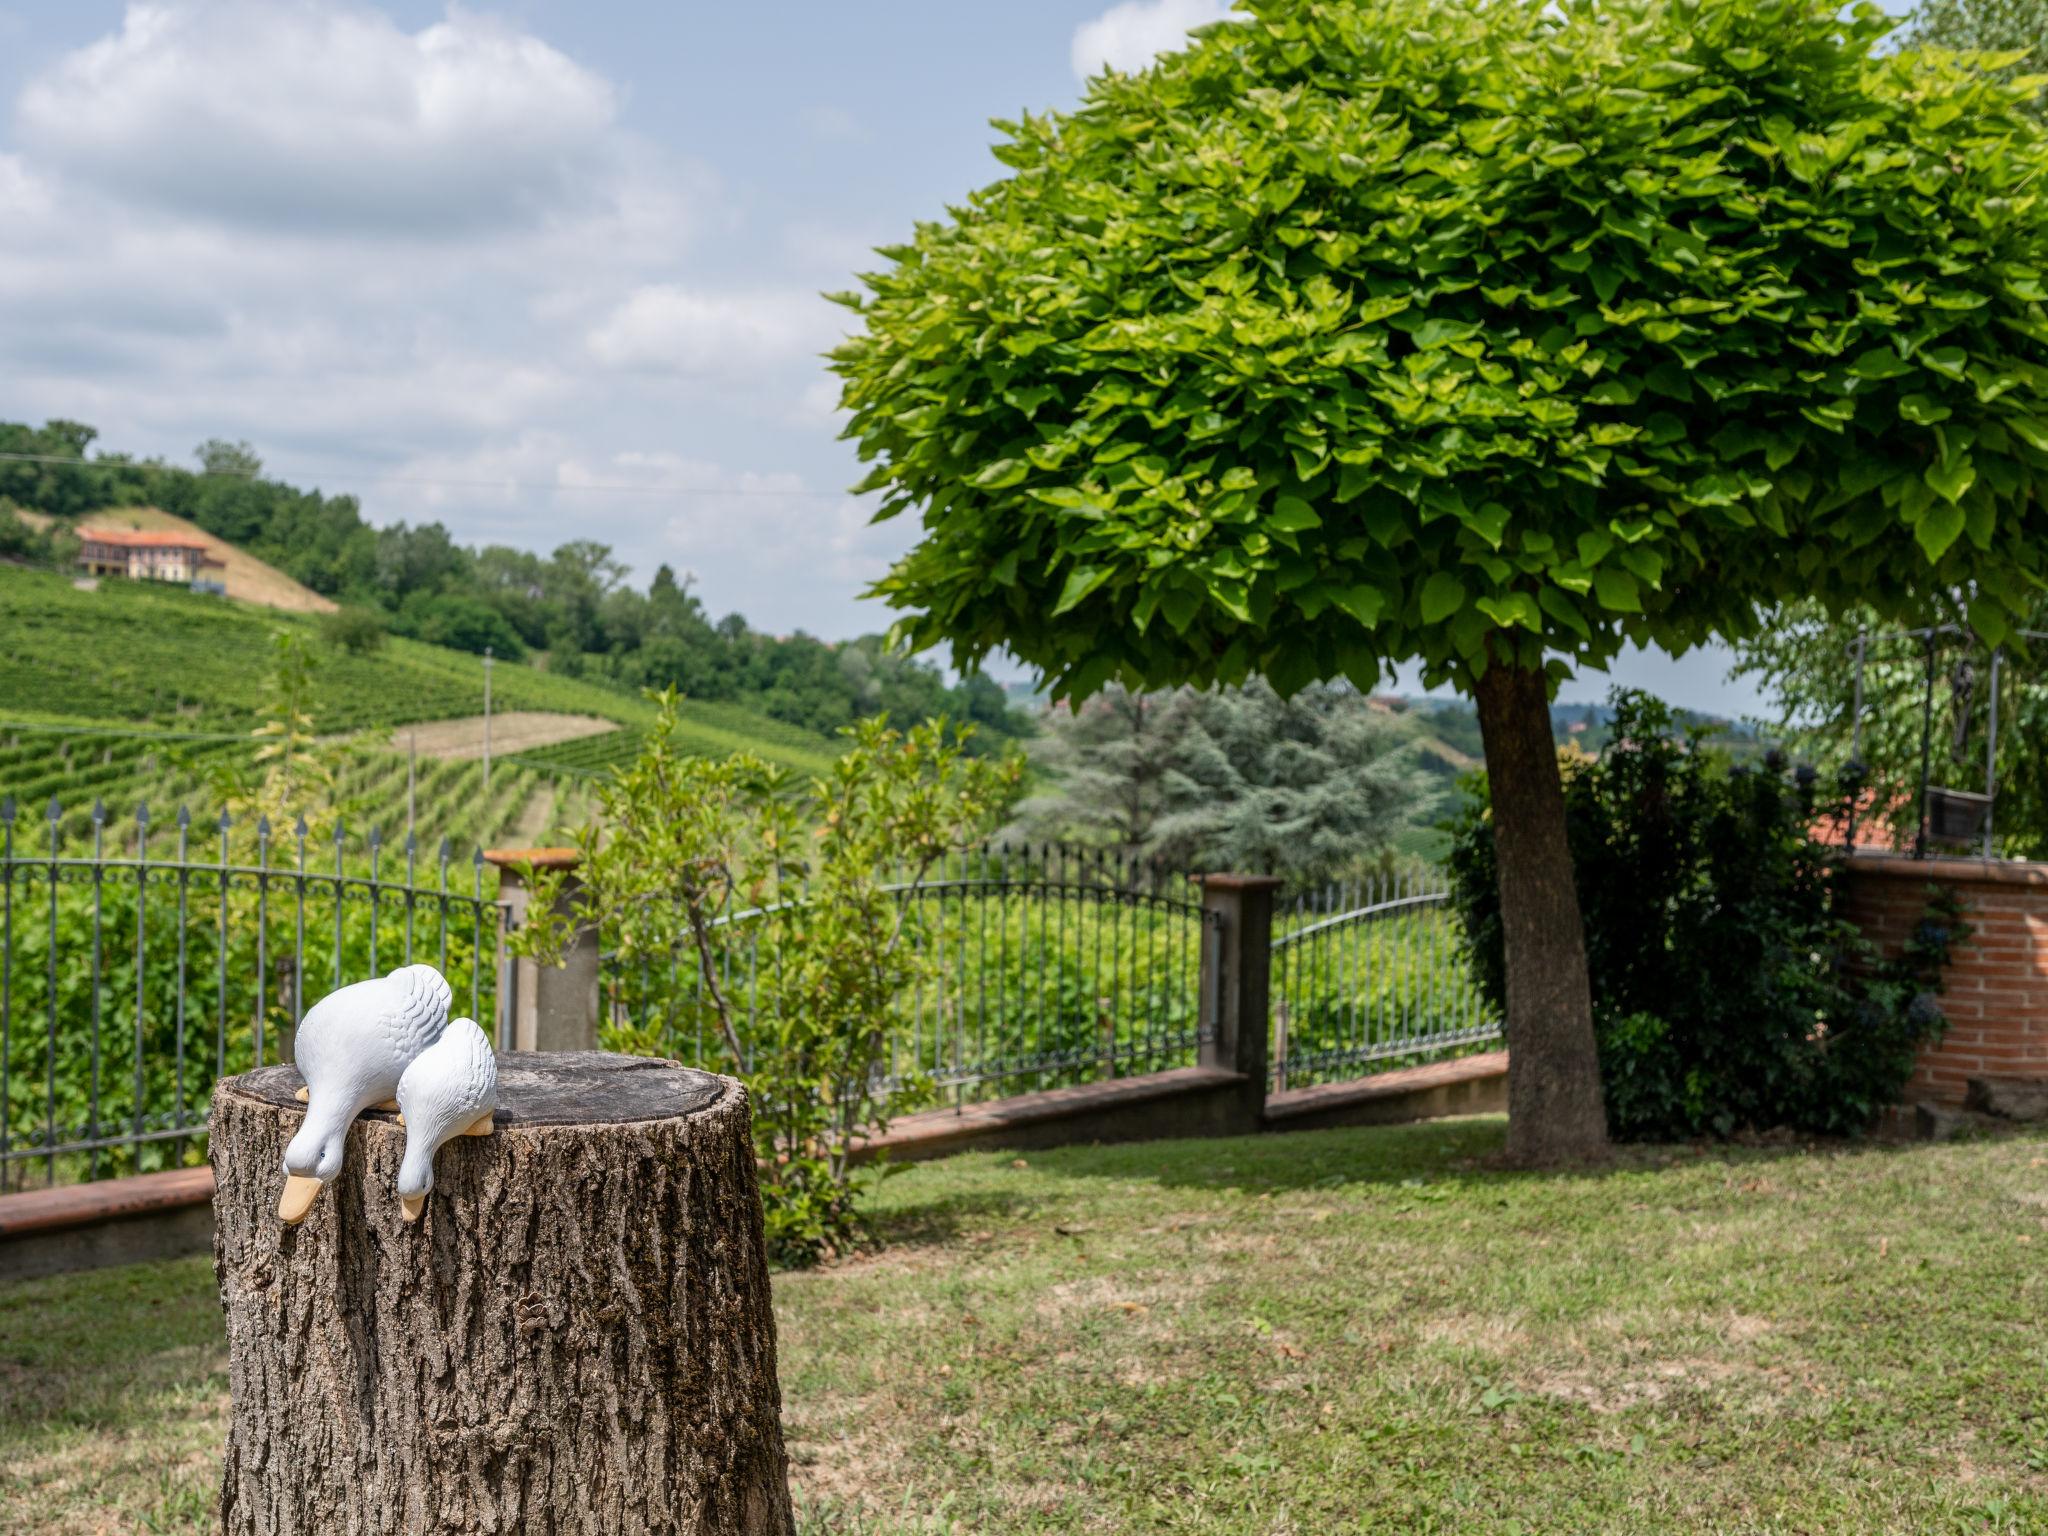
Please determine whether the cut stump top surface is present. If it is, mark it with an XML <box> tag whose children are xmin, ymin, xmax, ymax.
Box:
<box><xmin>222</xmin><ymin>1051</ymin><xmax>728</xmax><ymax>1127</ymax></box>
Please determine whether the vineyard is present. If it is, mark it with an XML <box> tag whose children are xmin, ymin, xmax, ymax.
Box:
<box><xmin>0</xmin><ymin>721</ymin><xmax>604</xmax><ymax>852</ymax></box>
<box><xmin>0</xmin><ymin>566</ymin><xmax>837</xmax><ymax>773</ymax></box>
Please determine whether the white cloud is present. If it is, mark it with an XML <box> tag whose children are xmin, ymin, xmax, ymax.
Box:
<box><xmin>0</xmin><ymin>1</ymin><xmax>903</xmax><ymax>640</ymax></box>
<box><xmin>586</xmin><ymin>285</ymin><xmax>844</xmax><ymax>377</ymax></box>
<box><xmin>368</xmin><ymin>435</ymin><xmax>897</xmax><ymax>635</ymax></box>
<box><xmin>15</xmin><ymin>0</ymin><xmax>619</xmax><ymax>237</ymax></box>
<box><xmin>1070</xmin><ymin>0</ymin><xmax>1236</xmax><ymax>81</ymax></box>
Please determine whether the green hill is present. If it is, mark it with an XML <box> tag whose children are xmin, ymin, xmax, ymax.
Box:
<box><xmin>0</xmin><ymin>566</ymin><xmax>841</xmax><ymax>827</ymax></box>
<box><xmin>0</xmin><ymin>565</ymin><xmax>835</xmax><ymax>762</ymax></box>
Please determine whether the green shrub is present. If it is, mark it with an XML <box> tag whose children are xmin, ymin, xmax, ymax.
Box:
<box><xmin>318</xmin><ymin>606</ymin><xmax>387</xmax><ymax>656</ymax></box>
<box><xmin>1446</xmin><ymin>691</ymin><xmax>1961</xmax><ymax>1139</ymax></box>
<box><xmin>513</xmin><ymin>693</ymin><xmax>1021</xmax><ymax>1266</ymax></box>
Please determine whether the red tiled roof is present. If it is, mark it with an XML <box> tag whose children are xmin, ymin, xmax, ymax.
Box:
<box><xmin>77</xmin><ymin>527</ymin><xmax>211</xmax><ymax>550</ymax></box>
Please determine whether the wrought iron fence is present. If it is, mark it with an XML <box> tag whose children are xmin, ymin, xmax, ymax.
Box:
<box><xmin>1270</xmin><ymin>874</ymin><xmax>1499</xmax><ymax>1092</ymax></box>
<box><xmin>5</xmin><ymin>795</ymin><xmax>1502</xmax><ymax>1192</ymax></box>
<box><xmin>601</xmin><ymin>843</ymin><xmax>1219</xmax><ymax>1109</ymax></box>
<box><xmin>0</xmin><ymin>797</ymin><xmax>501</xmax><ymax>1189</ymax></box>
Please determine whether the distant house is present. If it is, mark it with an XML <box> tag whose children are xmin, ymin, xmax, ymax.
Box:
<box><xmin>76</xmin><ymin>527</ymin><xmax>226</xmax><ymax>586</ymax></box>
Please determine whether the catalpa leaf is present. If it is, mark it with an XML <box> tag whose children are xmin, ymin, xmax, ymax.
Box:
<box><xmin>1270</xmin><ymin>496</ymin><xmax>1322</xmax><ymax>532</ymax></box>
<box><xmin>1332</xmin><ymin>584</ymin><xmax>1386</xmax><ymax>627</ymax></box>
<box><xmin>973</xmin><ymin>458</ymin><xmax>1031</xmax><ymax>489</ymax></box>
<box><xmin>1925</xmin><ymin>456</ymin><xmax>1976</xmax><ymax>505</ymax></box>
<box><xmin>1052</xmin><ymin>565</ymin><xmax>1113</xmax><ymax>615</ymax></box>
<box><xmin>1594</xmin><ymin>568</ymin><xmax>1642</xmax><ymax>612</ymax></box>
<box><xmin>1421</xmin><ymin>572</ymin><xmax>1468</xmax><ymax>624</ymax></box>
<box><xmin>1914</xmin><ymin>501</ymin><xmax>1966</xmax><ymax>561</ymax></box>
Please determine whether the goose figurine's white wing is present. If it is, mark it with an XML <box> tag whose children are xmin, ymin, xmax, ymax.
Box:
<box><xmin>280</xmin><ymin>963</ymin><xmax>453</xmax><ymax>1224</ymax></box>
<box><xmin>394</xmin><ymin>1017</ymin><xmax>499</xmax><ymax>1222</ymax></box>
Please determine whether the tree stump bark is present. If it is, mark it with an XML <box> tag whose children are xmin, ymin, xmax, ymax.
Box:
<box><xmin>210</xmin><ymin>1052</ymin><xmax>794</xmax><ymax>1536</ymax></box>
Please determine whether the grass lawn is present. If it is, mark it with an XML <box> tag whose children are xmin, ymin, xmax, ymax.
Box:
<box><xmin>5</xmin><ymin>1115</ymin><xmax>2048</xmax><ymax>1532</ymax></box>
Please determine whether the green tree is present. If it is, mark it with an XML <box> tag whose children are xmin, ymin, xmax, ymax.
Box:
<box><xmin>512</xmin><ymin>696</ymin><xmax>1018</xmax><ymax>1264</ymax></box>
<box><xmin>1910</xmin><ymin>0</ymin><xmax>2048</xmax><ymax>107</ymax></box>
<box><xmin>1012</xmin><ymin>682</ymin><xmax>1421</xmax><ymax>881</ymax></box>
<box><xmin>196</xmin><ymin>439</ymin><xmax>263</xmax><ymax>480</ymax></box>
<box><xmin>1733</xmin><ymin>599</ymin><xmax>2048</xmax><ymax>856</ymax></box>
<box><xmin>830</xmin><ymin>0</ymin><xmax>2048</xmax><ymax>1164</ymax></box>
<box><xmin>317</xmin><ymin>605</ymin><xmax>387</xmax><ymax>657</ymax></box>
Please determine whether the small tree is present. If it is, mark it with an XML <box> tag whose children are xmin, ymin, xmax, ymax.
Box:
<box><xmin>317</xmin><ymin>605</ymin><xmax>387</xmax><ymax>657</ymax></box>
<box><xmin>1013</xmin><ymin>681</ymin><xmax>1422</xmax><ymax>881</ymax></box>
<box><xmin>513</xmin><ymin>694</ymin><xmax>1018</xmax><ymax>1264</ymax></box>
<box><xmin>832</xmin><ymin>0</ymin><xmax>2048</xmax><ymax>1164</ymax></box>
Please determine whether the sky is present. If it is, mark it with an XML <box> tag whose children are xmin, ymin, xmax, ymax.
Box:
<box><xmin>0</xmin><ymin>0</ymin><xmax>1914</xmax><ymax>718</ymax></box>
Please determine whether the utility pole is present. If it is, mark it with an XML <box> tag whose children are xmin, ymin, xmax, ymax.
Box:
<box><xmin>483</xmin><ymin>647</ymin><xmax>494</xmax><ymax>793</ymax></box>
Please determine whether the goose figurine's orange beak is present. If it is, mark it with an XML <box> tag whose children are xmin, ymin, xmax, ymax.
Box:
<box><xmin>278</xmin><ymin>1174</ymin><xmax>323</xmax><ymax>1224</ymax></box>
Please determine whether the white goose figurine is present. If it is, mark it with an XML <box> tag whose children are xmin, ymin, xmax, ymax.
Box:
<box><xmin>393</xmin><ymin>1016</ymin><xmax>498</xmax><ymax>1222</ymax></box>
<box><xmin>280</xmin><ymin>963</ymin><xmax>452</xmax><ymax>1224</ymax></box>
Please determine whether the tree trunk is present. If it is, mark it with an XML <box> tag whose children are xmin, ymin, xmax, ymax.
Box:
<box><xmin>210</xmin><ymin>1052</ymin><xmax>794</xmax><ymax>1536</ymax></box>
<box><xmin>1472</xmin><ymin>662</ymin><xmax>1609</xmax><ymax>1165</ymax></box>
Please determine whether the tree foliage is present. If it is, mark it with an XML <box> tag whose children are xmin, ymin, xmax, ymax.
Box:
<box><xmin>833</xmin><ymin>0</ymin><xmax>2048</xmax><ymax>697</ymax></box>
<box><xmin>1447</xmin><ymin>691</ymin><xmax>1962</xmax><ymax>1137</ymax></box>
<box><xmin>511</xmin><ymin>696</ymin><xmax>1020</xmax><ymax>1265</ymax></box>
<box><xmin>1733</xmin><ymin>598</ymin><xmax>2048</xmax><ymax>856</ymax></box>
<box><xmin>1909</xmin><ymin>0</ymin><xmax>2048</xmax><ymax>108</ymax></box>
<box><xmin>1010</xmin><ymin>681</ymin><xmax>1424</xmax><ymax>881</ymax></box>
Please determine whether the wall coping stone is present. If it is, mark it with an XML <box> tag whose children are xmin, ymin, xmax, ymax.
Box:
<box><xmin>1844</xmin><ymin>853</ymin><xmax>2048</xmax><ymax>889</ymax></box>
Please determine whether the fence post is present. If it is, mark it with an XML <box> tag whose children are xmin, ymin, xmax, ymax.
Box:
<box><xmin>1195</xmin><ymin>874</ymin><xmax>1281</xmax><ymax>1132</ymax></box>
<box><xmin>484</xmin><ymin>848</ymin><xmax>599</xmax><ymax>1053</ymax></box>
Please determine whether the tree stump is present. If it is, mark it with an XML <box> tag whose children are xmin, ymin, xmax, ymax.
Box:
<box><xmin>210</xmin><ymin>1052</ymin><xmax>794</xmax><ymax>1536</ymax></box>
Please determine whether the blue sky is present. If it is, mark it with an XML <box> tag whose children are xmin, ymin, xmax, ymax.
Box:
<box><xmin>0</xmin><ymin>1</ymin><xmax>1915</xmax><ymax>716</ymax></box>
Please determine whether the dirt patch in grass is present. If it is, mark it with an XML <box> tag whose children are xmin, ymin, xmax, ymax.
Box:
<box><xmin>385</xmin><ymin>711</ymin><xmax>619</xmax><ymax>761</ymax></box>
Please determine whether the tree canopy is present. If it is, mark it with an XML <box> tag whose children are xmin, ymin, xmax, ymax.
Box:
<box><xmin>1008</xmin><ymin>681</ymin><xmax>1426</xmax><ymax>880</ymax></box>
<box><xmin>833</xmin><ymin>0</ymin><xmax>2048</xmax><ymax>699</ymax></box>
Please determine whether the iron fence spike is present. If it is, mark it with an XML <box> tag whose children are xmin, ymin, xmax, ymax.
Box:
<box><xmin>0</xmin><ymin>796</ymin><xmax>13</xmax><ymax>825</ymax></box>
<box><xmin>294</xmin><ymin>813</ymin><xmax>308</xmax><ymax>838</ymax></box>
<box><xmin>136</xmin><ymin>802</ymin><xmax>149</xmax><ymax>827</ymax></box>
<box><xmin>92</xmin><ymin>798</ymin><xmax>105</xmax><ymax>824</ymax></box>
<box><xmin>218</xmin><ymin>808</ymin><xmax>232</xmax><ymax>831</ymax></box>
<box><xmin>177</xmin><ymin>804</ymin><xmax>191</xmax><ymax>829</ymax></box>
<box><xmin>257</xmin><ymin>815</ymin><xmax>271</xmax><ymax>837</ymax></box>
<box><xmin>46</xmin><ymin>796</ymin><xmax>60</xmax><ymax>823</ymax></box>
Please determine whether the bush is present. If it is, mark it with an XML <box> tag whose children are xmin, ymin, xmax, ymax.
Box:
<box><xmin>396</xmin><ymin>592</ymin><xmax>525</xmax><ymax>661</ymax></box>
<box><xmin>318</xmin><ymin>606</ymin><xmax>386</xmax><ymax>656</ymax></box>
<box><xmin>1446</xmin><ymin>691</ymin><xmax>1962</xmax><ymax>1139</ymax></box>
<box><xmin>512</xmin><ymin>692</ymin><xmax>1021</xmax><ymax>1266</ymax></box>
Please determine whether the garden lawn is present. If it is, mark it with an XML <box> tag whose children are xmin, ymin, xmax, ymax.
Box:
<box><xmin>5</xmin><ymin>1116</ymin><xmax>2048</xmax><ymax>1533</ymax></box>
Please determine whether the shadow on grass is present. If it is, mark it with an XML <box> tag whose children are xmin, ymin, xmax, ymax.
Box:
<box><xmin>870</xmin><ymin>1111</ymin><xmax>1977</xmax><ymax>1209</ymax></box>
<box><xmin>855</xmin><ymin>1180</ymin><xmax>1032</xmax><ymax>1254</ymax></box>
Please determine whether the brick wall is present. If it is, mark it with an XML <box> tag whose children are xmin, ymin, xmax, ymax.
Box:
<box><xmin>1840</xmin><ymin>855</ymin><xmax>2048</xmax><ymax>1104</ymax></box>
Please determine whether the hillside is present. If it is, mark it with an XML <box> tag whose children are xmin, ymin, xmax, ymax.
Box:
<box><xmin>17</xmin><ymin>504</ymin><xmax>337</xmax><ymax>614</ymax></box>
<box><xmin>0</xmin><ymin>565</ymin><xmax>842</xmax><ymax>792</ymax></box>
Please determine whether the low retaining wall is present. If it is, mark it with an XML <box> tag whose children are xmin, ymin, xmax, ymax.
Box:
<box><xmin>1841</xmin><ymin>854</ymin><xmax>2048</xmax><ymax>1105</ymax></box>
<box><xmin>0</xmin><ymin>1167</ymin><xmax>216</xmax><ymax>1284</ymax></box>
<box><xmin>2</xmin><ymin>1054</ymin><xmax>1511</xmax><ymax>1281</ymax></box>
<box><xmin>862</xmin><ymin>1051</ymin><xmax>1508</xmax><ymax>1164</ymax></box>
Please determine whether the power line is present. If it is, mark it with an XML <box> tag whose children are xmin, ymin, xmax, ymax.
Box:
<box><xmin>0</xmin><ymin>449</ymin><xmax>861</xmax><ymax>502</ymax></box>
